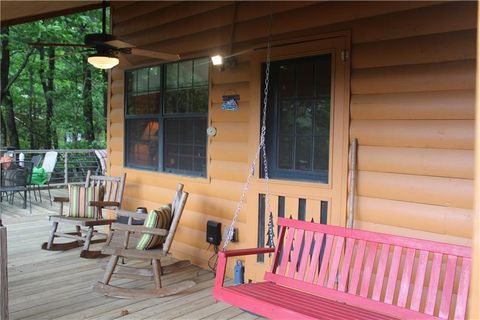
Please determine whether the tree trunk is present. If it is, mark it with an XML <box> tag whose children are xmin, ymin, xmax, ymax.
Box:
<box><xmin>82</xmin><ymin>57</ymin><xmax>95</xmax><ymax>143</ymax></box>
<box><xmin>28</xmin><ymin>67</ymin><xmax>35</xmax><ymax>149</ymax></box>
<box><xmin>0</xmin><ymin>27</ymin><xmax>20</xmax><ymax>149</ymax></box>
<box><xmin>39</xmin><ymin>47</ymin><xmax>56</xmax><ymax>149</ymax></box>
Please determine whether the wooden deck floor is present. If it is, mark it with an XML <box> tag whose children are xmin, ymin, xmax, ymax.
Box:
<box><xmin>1</xmin><ymin>189</ymin><xmax>255</xmax><ymax>320</ymax></box>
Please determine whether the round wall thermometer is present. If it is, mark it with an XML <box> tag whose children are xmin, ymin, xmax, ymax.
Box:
<box><xmin>207</xmin><ymin>127</ymin><xmax>217</xmax><ymax>137</ymax></box>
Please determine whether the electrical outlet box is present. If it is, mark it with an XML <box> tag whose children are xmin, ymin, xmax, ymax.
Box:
<box><xmin>206</xmin><ymin>220</ymin><xmax>221</xmax><ymax>246</ymax></box>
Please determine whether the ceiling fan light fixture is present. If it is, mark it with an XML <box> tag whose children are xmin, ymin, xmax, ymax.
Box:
<box><xmin>88</xmin><ymin>54</ymin><xmax>119</xmax><ymax>69</ymax></box>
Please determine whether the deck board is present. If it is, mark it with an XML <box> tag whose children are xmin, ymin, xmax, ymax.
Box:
<box><xmin>1</xmin><ymin>189</ymin><xmax>250</xmax><ymax>319</ymax></box>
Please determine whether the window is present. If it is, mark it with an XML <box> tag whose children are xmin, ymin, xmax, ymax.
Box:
<box><xmin>264</xmin><ymin>54</ymin><xmax>332</xmax><ymax>182</ymax></box>
<box><xmin>125</xmin><ymin>58</ymin><xmax>209</xmax><ymax>176</ymax></box>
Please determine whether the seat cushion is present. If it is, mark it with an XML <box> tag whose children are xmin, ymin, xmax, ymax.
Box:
<box><xmin>67</xmin><ymin>185</ymin><xmax>103</xmax><ymax>218</ymax></box>
<box><xmin>136</xmin><ymin>205</ymin><xmax>172</xmax><ymax>250</ymax></box>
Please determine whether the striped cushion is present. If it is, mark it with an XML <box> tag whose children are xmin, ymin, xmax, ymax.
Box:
<box><xmin>136</xmin><ymin>205</ymin><xmax>172</xmax><ymax>250</ymax></box>
<box><xmin>67</xmin><ymin>185</ymin><xmax>103</xmax><ymax>218</ymax></box>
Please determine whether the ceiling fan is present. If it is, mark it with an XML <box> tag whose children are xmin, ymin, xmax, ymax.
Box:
<box><xmin>30</xmin><ymin>1</ymin><xmax>180</xmax><ymax>69</ymax></box>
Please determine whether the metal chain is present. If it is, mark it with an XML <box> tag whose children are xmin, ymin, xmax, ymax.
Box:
<box><xmin>223</xmin><ymin>13</ymin><xmax>273</xmax><ymax>251</ymax></box>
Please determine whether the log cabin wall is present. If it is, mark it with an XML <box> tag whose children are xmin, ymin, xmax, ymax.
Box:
<box><xmin>108</xmin><ymin>1</ymin><xmax>476</xmax><ymax>273</ymax></box>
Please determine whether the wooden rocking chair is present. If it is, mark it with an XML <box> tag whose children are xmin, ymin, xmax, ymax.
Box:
<box><xmin>94</xmin><ymin>183</ymin><xmax>195</xmax><ymax>299</ymax></box>
<box><xmin>41</xmin><ymin>170</ymin><xmax>126</xmax><ymax>258</ymax></box>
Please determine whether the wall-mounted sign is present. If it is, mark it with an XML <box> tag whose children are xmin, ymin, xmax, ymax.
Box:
<box><xmin>222</xmin><ymin>94</ymin><xmax>240</xmax><ymax>111</ymax></box>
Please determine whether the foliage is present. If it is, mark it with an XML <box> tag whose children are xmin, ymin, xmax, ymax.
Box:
<box><xmin>0</xmin><ymin>8</ymin><xmax>108</xmax><ymax>149</ymax></box>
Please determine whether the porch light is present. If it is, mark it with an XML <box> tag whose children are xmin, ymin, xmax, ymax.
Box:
<box><xmin>211</xmin><ymin>55</ymin><xmax>223</xmax><ymax>66</ymax></box>
<box><xmin>88</xmin><ymin>54</ymin><xmax>119</xmax><ymax>69</ymax></box>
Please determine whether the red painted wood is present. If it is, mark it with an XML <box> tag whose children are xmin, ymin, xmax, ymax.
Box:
<box><xmin>424</xmin><ymin>252</ymin><xmax>443</xmax><ymax>315</ymax></box>
<box><xmin>265</xmin><ymin>273</ymin><xmax>435</xmax><ymax>319</ymax></box>
<box><xmin>360</xmin><ymin>242</ymin><xmax>378</xmax><ymax>297</ymax></box>
<box><xmin>348</xmin><ymin>239</ymin><xmax>366</xmax><ymax>295</ymax></box>
<box><xmin>271</xmin><ymin>225</ymin><xmax>286</xmax><ymax>274</ymax></box>
<box><xmin>454</xmin><ymin>258</ymin><xmax>471</xmax><ymax>320</ymax></box>
<box><xmin>397</xmin><ymin>248</ymin><xmax>415</xmax><ymax>308</ymax></box>
<box><xmin>327</xmin><ymin>236</ymin><xmax>345</xmax><ymax>289</ymax></box>
<box><xmin>338</xmin><ymin>237</ymin><xmax>355</xmax><ymax>292</ymax></box>
<box><xmin>214</xmin><ymin>218</ymin><xmax>471</xmax><ymax>320</ymax></box>
<box><xmin>317</xmin><ymin>234</ymin><xmax>334</xmax><ymax>286</ymax></box>
<box><xmin>288</xmin><ymin>229</ymin><xmax>304</xmax><ymax>278</ymax></box>
<box><xmin>277</xmin><ymin>218</ymin><xmax>471</xmax><ymax>257</ymax></box>
<box><xmin>439</xmin><ymin>255</ymin><xmax>457</xmax><ymax>319</ymax></box>
<box><xmin>305</xmin><ymin>232</ymin><xmax>324</xmax><ymax>283</ymax></box>
<box><xmin>278</xmin><ymin>226</ymin><xmax>295</xmax><ymax>276</ymax></box>
<box><xmin>372</xmin><ymin>244</ymin><xmax>390</xmax><ymax>301</ymax></box>
<box><xmin>411</xmin><ymin>250</ymin><xmax>429</xmax><ymax>311</ymax></box>
<box><xmin>385</xmin><ymin>245</ymin><xmax>402</xmax><ymax>305</ymax></box>
<box><xmin>296</xmin><ymin>230</ymin><xmax>314</xmax><ymax>281</ymax></box>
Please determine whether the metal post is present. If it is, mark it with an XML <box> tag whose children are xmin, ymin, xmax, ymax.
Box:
<box><xmin>64</xmin><ymin>152</ymin><xmax>68</xmax><ymax>185</ymax></box>
<box><xmin>0</xmin><ymin>222</ymin><xmax>8</xmax><ymax>320</ymax></box>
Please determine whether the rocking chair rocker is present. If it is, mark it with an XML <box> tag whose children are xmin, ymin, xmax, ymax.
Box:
<box><xmin>94</xmin><ymin>183</ymin><xmax>195</xmax><ymax>299</ymax></box>
<box><xmin>41</xmin><ymin>170</ymin><xmax>126</xmax><ymax>258</ymax></box>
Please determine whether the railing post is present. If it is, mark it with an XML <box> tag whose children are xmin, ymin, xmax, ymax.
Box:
<box><xmin>64</xmin><ymin>152</ymin><xmax>68</xmax><ymax>185</ymax></box>
<box><xmin>0</xmin><ymin>223</ymin><xmax>8</xmax><ymax>320</ymax></box>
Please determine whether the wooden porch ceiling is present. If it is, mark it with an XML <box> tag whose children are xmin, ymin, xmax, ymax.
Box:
<box><xmin>0</xmin><ymin>1</ymin><xmax>103</xmax><ymax>27</ymax></box>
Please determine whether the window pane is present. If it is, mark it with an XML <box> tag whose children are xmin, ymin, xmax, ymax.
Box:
<box><xmin>314</xmin><ymin>100</ymin><xmax>330</xmax><ymax>136</ymax></box>
<box><xmin>126</xmin><ymin>68</ymin><xmax>160</xmax><ymax>115</ymax></box>
<box><xmin>166</xmin><ymin>63</ymin><xmax>178</xmax><ymax>89</ymax></box>
<box><xmin>126</xmin><ymin>119</ymin><xmax>159</xmax><ymax>169</ymax></box>
<box><xmin>193</xmin><ymin>59</ymin><xmax>209</xmax><ymax>85</ymax></box>
<box><xmin>178</xmin><ymin>60</ymin><xmax>193</xmax><ymax>87</ymax></box>
<box><xmin>177</xmin><ymin>89</ymin><xmax>192</xmax><ymax>113</ymax></box>
<box><xmin>277</xmin><ymin>135</ymin><xmax>293</xmax><ymax>170</ymax></box>
<box><xmin>137</xmin><ymin>68</ymin><xmax>148</xmax><ymax>93</ymax></box>
<box><xmin>165</xmin><ymin>91</ymin><xmax>177</xmax><ymax>114</ymax></box>
<box><xmin>278</xmin><ymin>63</ymin><xmax>295</xmax><ymax>98</ymax></box>
<box><xmin>297</xmin><ymin>61</ymin><xmax>314</xmax><ymax>97</ymax></box>
<box><xmin>149</xmin><ymin>66</ymin><xmax>161</xmax><ymax>91</ymax></box>
<box><xmin>314</xmin><ymin>136</ymin><xmax>329</xmax><ymax>172</ymax></box>
<box><xmin>193</xmin><ymin>87</ymin><xmax>208</xmax><ymax>113</ymax></box>
<box><xmin>296</xmin><ymin>101</ymin><xmax>313</xmax><ymax>135</ymax></box>
<box><xmin>164</xmin><ymin>117</ymin><xmax>207</xmax><ymax>176</ymax></box>
<box><xmin>278</xmin><ymin>101</ymin><xmax>295</xmax><ymax>134</ymax></box>
<box><xmin>295</xmin><ymin>136</ymin><xmax>312</xmax><ymax>171</ymax></box>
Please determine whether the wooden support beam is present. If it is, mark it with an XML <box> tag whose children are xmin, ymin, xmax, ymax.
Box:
<box><xmin>470</xmin><ymin>3</ymin><xmax>480</xmax><ymax>318</ymax></box>
<box><xmin>0</xmin><ymin>225</ymin><xmax>8</xmax><ymax>320</ymax></box>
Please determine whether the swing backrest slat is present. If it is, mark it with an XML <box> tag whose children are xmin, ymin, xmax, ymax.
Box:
<box><xmin>265</xmin><ymin>218</ymin><xmax>471</xmax><ymax>319</ymax></box>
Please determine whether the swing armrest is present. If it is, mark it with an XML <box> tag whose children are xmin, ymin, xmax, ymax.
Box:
<box><xmin>110</xmin><ymin>223</ymin><xmax>168</xmax><ymax>236</ymax></box>
<box><xmin>89</xmin><ymin>200</ymin><xmax>120</xmax><ymax>208</ymax></box>
<box><xmin>219</xmin><ymin>247</ymin><xmax>275</xmax><ymax>258</ymax></box>
<box><xmin>53</xmin><ymin>197</ymin><xmax>69</xmax><ymax>203</ymax></box>
<box><xmin>214</xmin><ymin>247</ymin><xmax>275</xmax><ymax>293</ymax></box>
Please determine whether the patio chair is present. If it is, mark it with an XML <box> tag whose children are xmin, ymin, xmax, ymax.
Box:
<box><xmin>0</xmin><ymin>161</ymin><xmax>33</xmax><ymax>214</ymax></box>
<box><xmin>31</xmin><ymin>151</ymin><xmax>57</xmax><ymax>205</ymax></box>
<box><xmin>41</xmin><ymin>170</ymin><xmax>126</xmax><ymax>258</ymax></box>
<box><xmin>94</xmin><ymin>183</ymin><xmax>195</xmax><ymax>298</ymax></box>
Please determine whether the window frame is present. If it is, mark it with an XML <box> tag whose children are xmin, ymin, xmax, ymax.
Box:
<box><xmin>123</xmin><ymin>58</ymin><xmax>209</xmax><ymax>177</ymax></box>
<box><xmin>263</xmin><ymin>54</ymin><xmax>333</xmax><ymax>183</ymax></box>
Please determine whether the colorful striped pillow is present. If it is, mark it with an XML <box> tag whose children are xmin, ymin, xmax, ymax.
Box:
<box><xmin>136</xmin><ymin>205</ymin><xmax>172</xmax><ymax>250</ymax></box>
<box><xmin>67</xmin><ymin>185</ymin><xmax>103</xmax><ymax>218</ymax></box>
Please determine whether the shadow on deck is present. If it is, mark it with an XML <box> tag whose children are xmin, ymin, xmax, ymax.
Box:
<box><xmin>1</xmin><ymin>189</ymin><xmax>254</xmax><ymax>320</ymax></box>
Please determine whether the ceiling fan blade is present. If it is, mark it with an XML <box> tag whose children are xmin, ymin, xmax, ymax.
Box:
<box><xmin>131</xmin><ymin>48</ymin><xmax>180</xmax><ymax>61</ymax></box>
<box><xmin>105</xmin><ymin>39</ymin><xmax>135</xmax><ymax>49</ymax></box>
<box><xmin>49</xmin><ymin>49</ymin><xmax>94</xmax><ymax>60</ymax></box>
<box><xmin>30</xmin><ymin>42</ymin><xmax>89</xmax><ymax>48</ymax></box>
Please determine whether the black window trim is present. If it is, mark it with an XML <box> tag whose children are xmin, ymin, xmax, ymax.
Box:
<box><xmin>123</xmin><ymin>58</ymin><xmax>209</xmax><ymax>177</ymax></box>
<box><xmin>262</xmin><ymin>54</ymin><xmax>332</xmax><ymax>183</ymax></box>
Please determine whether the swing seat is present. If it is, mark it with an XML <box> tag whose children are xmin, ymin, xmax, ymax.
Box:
<box><xmin>214</xmin><ymin>218</ymin><xmax>471</xmax><ymax>320</ymax></box>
